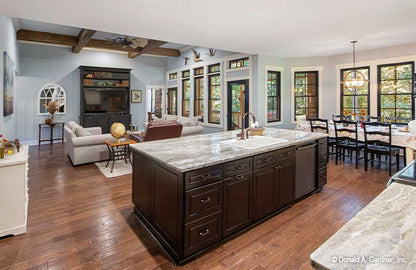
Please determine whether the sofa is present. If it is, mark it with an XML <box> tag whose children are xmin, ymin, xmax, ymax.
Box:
<box><xmin>150</xmin><ymin>114</ymin><xmax>203</xmax><ymax>136</ymax></box>
<box><xmin>64</xmin><ymin>121</ymin><xmax>114</xmax><ymax>165</ymax></box>
<box><xmin>130</xmin><ymin>121</ymin><xmax>183</xmax><ymax>142</ymax></box>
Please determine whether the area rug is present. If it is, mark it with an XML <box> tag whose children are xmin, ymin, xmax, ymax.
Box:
<box><xmin>95</xmin><ymin>160</ymin><xmax>132</xmax><ymax>178</ymax></box>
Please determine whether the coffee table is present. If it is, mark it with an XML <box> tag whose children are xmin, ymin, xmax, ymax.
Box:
<box><xmin>104</xmin><ymin>138</ymin><xmax>136</xmax><ymax>173</ymax></box>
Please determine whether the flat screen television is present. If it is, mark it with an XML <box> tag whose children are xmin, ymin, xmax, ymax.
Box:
<box><xmin>84</xmin><ymin>89</ymin><xmax>129</xmax><ymax>113</ymax></box>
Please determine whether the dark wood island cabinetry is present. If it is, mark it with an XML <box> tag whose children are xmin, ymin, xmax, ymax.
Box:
<box><xmin>131</xmin><ymin>129</ymin><xmax>327</xmax><ymax>264</ymax></box>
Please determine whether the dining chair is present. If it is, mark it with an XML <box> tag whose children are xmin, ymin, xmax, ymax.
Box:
<box><xmin>364</xmin><ymin>115</ymin><xmax>379</xmax><ymax>122</ymax></box>
<box><xmin>363</xmin><ymin>121</ymin><xmax>400</xmax><ymax>176</ymax></box>
<box><xmin>385</xmin><ymin>116</ymin><xmax>411</xmax><ymax>125</ymax></box>
<box><xmin>333</xmin><ymin>120</ymin><xmax>365</xmax><ymax>169</ymax></box>
<box><xmin>309</xmin><ymin>118</ymin><xmax>336</xmax><ymax>158</ymax></box>
<box><xmin>332</xmin><ymin>114</ymin><xmax>346</xmax><ymax>121</ymax></box>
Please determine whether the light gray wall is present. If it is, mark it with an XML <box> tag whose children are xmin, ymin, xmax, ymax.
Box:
<box><xmin>17</xmin><ymin>43</ymin><xmax>166</xmax><ymax>143</ymax></box>
<box><xmin>165</xmin><ymin>47</ymin><xmax>238</xmax><ymax>71</ymax></box>
<box><xmin>0</xmin><ymin>16</ymin><xmax>20</xmax><ymax>140</ymax></box>
<box><xmin>255</xmin><ymin>42</ymin><xmax>416</xmax><ymax>129</ymax></box>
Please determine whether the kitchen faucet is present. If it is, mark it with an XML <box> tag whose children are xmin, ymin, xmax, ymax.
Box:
<box><xmin>238</xmin><ymin>112</ymin><xmax>256</xmax><ymax>140</ymax></box>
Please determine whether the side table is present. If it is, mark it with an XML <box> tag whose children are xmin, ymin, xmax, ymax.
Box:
<box><xmin>38</xmin><ymin>122</ymin><xmax>65</xmax><ymax>145</ymax></box>
<box><xmin>104</xmin><ymin>138</ymin><xmax>136</xmax><ymax>173</ymax></box>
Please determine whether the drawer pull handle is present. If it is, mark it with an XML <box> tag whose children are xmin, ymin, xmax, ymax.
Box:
<box><xmin>200</xmin><ymin>197</ymin><xmax>211</xmax><ymax>203</ymax></box>
<box><xmin>201</xmin><ymin>174</ymin><xmax>211</xmax><ymax>180</ymax></box>
<box><xmin>199</xmin><ymin>229</ymin><xmax>210</xmax><ymax>236</ymax></box>
<box><xmin>235</xmin><ymin>175</ymin><xmax>245</xmax><ymax>180</ymax></box>
<box><xmin>234</xmin><ymin>165</ymin><xmax>243</xmax><ymax>171</ymax></box>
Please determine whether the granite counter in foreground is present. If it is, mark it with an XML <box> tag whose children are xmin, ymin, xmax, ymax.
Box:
<box><xmin>311</xmin><ymin>182</ymin><xmax>416</xmax><ymax>270</ymax></box>
<box><xmin>129</xmin><ymin>128</ymin><xmax>327</xmax><ymax>172</ymax></box>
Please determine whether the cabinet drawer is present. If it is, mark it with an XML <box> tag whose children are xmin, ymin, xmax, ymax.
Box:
<box><xmin>185</xmin><ymin>165</ymin><xmax>222</xmax><ymax>190</ymax></box>
<box><xmin>277</xmin><ymin>146</ymin><xmax>295</xmax><ymax>162</ymax></box>
<box><xmin>224</xmin><ymin>157</ymin><xmax>253</xmax><ymax>178</ymax></box>
<box><xmin>184</xmin><ymin>211</ymin><xmax>222</xmax><ymax>256</ymax></box>
<box><xmin>318</xmin><ymin>138</ymin><xmax>328</xmax><ymax>150</ymax></box>
<box><xmin>185</xmin><ymin>182</ymin><xmax>223</xmax><ymax>222</ymax></box>
<box><xmin>318</xmin><ymin>152</ymin><xmax>328</xmax><ymax>168</ymax></box>
<box><xmin>254</xmin><ymin>152</ymin><xmax>277</xmax><ymax>169</ymax></box>
<box><xmin>317</xmin><ymin>167</ymin><xmax>327</xmax><ymax>187</ymax></box>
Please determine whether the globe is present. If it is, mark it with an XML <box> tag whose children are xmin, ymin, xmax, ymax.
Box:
<box><xmin>110</xmin><ymin>122</ymin><xmax>126</xmax><ymax>143</ymax></box>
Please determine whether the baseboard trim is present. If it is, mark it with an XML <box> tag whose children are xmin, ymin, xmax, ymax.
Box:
<box><xmin>0</xmin><ymin>225</ymin><xmax>26</xmax><ymax>238</ymax></box>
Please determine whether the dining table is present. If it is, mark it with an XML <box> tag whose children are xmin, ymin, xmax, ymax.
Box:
<box><xmin>296</xmin><ymin>122</ymin><xmax>413</xmax><ymax>149</ymax></box>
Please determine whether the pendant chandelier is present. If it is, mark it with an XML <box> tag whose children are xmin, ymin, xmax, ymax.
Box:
<box><xmin>342</xmin><ymin>41</ymin><xmax>368</xmax><ymax>90</ymax></box>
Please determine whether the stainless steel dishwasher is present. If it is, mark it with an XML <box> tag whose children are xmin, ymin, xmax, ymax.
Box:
<box><xmin>295</xmin><ymin>142</ymin><xmax>317</xmax><ymax>199</ymax></box>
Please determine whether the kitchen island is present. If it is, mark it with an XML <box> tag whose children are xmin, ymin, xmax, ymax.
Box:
<box><xmin>130</xmin><ymin>128</ymin><xmax>328</xmax><ymax>264</ymax></box>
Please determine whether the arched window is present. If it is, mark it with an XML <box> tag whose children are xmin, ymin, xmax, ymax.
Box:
<box><xmin>38</xmin><ymin>83</ymin><xmax>66</xmax><ymax>115</ymax></box>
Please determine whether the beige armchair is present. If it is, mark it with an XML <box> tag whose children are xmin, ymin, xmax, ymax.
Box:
<box><xmin>64</xmin><ymin>121</ymin><xmax>114</xmax><ymax>165</ymax></box>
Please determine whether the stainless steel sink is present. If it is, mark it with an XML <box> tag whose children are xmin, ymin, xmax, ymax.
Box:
<box><xmin>220</xmin><ymin>136</ymin><xmax>288</xmax><ymax>149</ymax></box>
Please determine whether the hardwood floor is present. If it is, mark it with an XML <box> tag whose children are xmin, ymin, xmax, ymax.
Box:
<box><xmin>0</xmin><ymin>144</ymin><xmax>392</xmax><ymax>270</ymax></box>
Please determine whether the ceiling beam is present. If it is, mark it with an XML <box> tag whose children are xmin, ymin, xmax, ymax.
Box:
<box><xmin>128</xmin><ymin>40</ymin><xmax>168</xmax><ymax>58</ymax></box>
<box><xmin>17</xmin><ymin>29</ymin><xmax>180</xmax><ymax>58</ymax></box>
<box><xmin>72</xmin><ymin>29</ymin><xmax>96</xmax><ymax>53</ymax></box>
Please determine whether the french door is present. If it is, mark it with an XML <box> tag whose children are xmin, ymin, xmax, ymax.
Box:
<box><xmin>227</xmin><ymin>80</ymin><xmax>249</xmax><ymax>130</ymax></box>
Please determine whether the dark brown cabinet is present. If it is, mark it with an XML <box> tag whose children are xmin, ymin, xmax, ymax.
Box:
<box><xmin>274</xmin><ymin>160</ymin><xmax>295</xmax><ymax>208</ymax></box>
<box><xmin>132</xmin><ymin>141</ymin><xmax>325</xmax><ymax>264</ymax></box>
<box><xmin>223</xmin><ymin>172</ymin><xmax>253</xmax><ymax>237</ymax></box>
<box><xmin>253</xmin><ymin>166</ymin><xmax>275</xmax><ymax>221</ymax></box>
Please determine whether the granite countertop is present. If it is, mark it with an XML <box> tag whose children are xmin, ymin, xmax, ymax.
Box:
<box><xmin>311</xmin><ymin>182</ymin><xmax>416</xmax><ymax>270</ymax></box>
<box><xmin>130</xmin><ymin>128</ymin><xmax>327</xmax><ymax>172</ymax></box>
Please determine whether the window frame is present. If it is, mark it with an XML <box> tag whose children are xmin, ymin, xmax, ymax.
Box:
<box><xmin>229</xmin><ymin>57</ymin><xmax>249</xmax><ymax>69</ymax></box>
<box><xmin>208</xmin><ymin>71</ymin><xmax>221</xmax><ymax>124</ymax></box>
<box><xmin>340</xmin><ymin>66</ymin><xmax>371</xmax><ymax>116</ymax></box>
<box><xmin>266</xmin><ymin>70</ymin><xmax>281</xmax><ymax>123</ymax></box>
<box><xmin>181</xmin><ymin>76</ymin><xmax>191</xmax><ymax>117</ymax></box>
<box><xmin>293</xmin><ymin>71</ymin><xmax>319</xmax><ymax>121</ymax></box>
<box><xmin>193</xmin><ymin>67</ymin><xmax>204</xmax><ymax>119</ymax></box>
<box><xmin>38</xmin><ymin>83</ymin><xmax>67</xmax><ymax>115</ymax></box>
<box><xmin>377</xmin><ymin>61</ymin><xmax>415</xmax><ymax>122</ymax></box>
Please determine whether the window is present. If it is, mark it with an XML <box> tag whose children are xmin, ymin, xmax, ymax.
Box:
<box><xmin>208</xmin><ymin>63</ymin><xmax>220</xmax><ymax>73</ymax></box>
<box><xmin>208</xmin><ymin>73</ymin><xmax>221</xmax><ymax>124</ymax></box>
<box><xmin>229</xmin><ymin>57</ymin><xmax>249</xmax><ymax>69</ymax></box>
<box><xmin>194</xmin><ymin>67</ymin><xmax>204</xmax><ymax>119</ymax></box>
<box><xmin>341</xmin><ymin>66</ymin><xmax>370</xmax><ymax>116</ymax></box>
<box><xmin>294</xmin><ymin>71</ymin><xmax>318</xmax><ymax>120</ymax></box>
<box><xmin>182</xmin><ymin>80</ymin><xmax>191</xmax><ymax>117</ymax></box>
<box><xmin>267</xmin><ymin>71</ymin><xmax>281</xmax><ymax>122</ymax></box>
<box><xmin>182</xmin><ymin>70</ymin><xmax>190</xmax><ymax>78</ymax></box>
<box><xmin>378</xmin><ymin>62</ymin><xmax>414</xmax><ymax>123</ymax></box>
<box><xmin>169</xmin><ymin>73</ymin><xmax>177</xmax><ymax>80</ymax></box>
<box><xmin>38</xmin><ymin>83</ymin><xmax>66</xmax><ymax>115</ymax></box>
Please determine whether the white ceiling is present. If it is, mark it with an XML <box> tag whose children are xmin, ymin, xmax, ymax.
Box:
<box><xmin>3</xmin><ymin>0</ymin><xmax>416</xmax><ymax>57</ymax></box>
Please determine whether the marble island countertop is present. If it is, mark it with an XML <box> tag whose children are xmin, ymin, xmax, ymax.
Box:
<box><xmin>130</xmin><ymin>128</ymin><xmax>327</xmax><ymax>172</ymax></box>
<box><xmin>311</xmin><ymin>182</ymin><xmax>416</xmax><ymax>270</ymax></box>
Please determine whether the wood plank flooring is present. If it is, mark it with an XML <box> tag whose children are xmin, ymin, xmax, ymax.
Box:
<box><xmin>0</xmin><ymin>144</ymin><xmax>392</xmax><ymax>270</ymax></box>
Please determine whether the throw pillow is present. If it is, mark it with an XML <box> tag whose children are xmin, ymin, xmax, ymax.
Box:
<box><xmin>166</xmin><ymin>114</ymin><xmax>178</xmax><ymax>121</ymax></box>
<box><xmin>74</xmin><ymin>126</ymin><xmax>90</xmax><ymax>137</ymax></box>
<box><xmin>189</xmin><ymin>117</ymin><xmax>199</xmax><ymax>126</ymax></box>
<box><xmin>181</xmin><ymin>121</ymin><xmax>191</xmax><ymax>127</ymax></box>
<box><xmin>68</xmin><ymin>121</ymin><xmax>81</xmax><ymax>132</ymax></box>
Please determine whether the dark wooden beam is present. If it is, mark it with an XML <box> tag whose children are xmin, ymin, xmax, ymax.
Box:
<box><xmin>17</xmin><ymin>29</ymin><xmax>180</xmax><ymax>58</ymax></box>
<box><xmin>128</xmin><ymin>40</ymin><xmax>168</xmax><ymax>58</ymax></box>
<box><xmin>72</xmin><ymin>29</ymin><xmax>96</xmax><ymax>53</ymax></box>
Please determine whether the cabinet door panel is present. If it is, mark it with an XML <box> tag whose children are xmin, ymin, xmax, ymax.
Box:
<box><xmin>274</xmin><ymin>159</ymin><xmax>295</xmax><ymax>208</ymax></box>
<box><xmin>223</xmin><ymin>172</ymin><xmax>252</xmax><ymax>237</ymax></box>
<box><xmin>132</xmin><ymin>153</ymin><xmax>151</xmax><ymax>218</ymax></box>
<box><xmin>253</xmin><ymin>167</ymin><xmax>275</xmax><ymax>221</ymax></box>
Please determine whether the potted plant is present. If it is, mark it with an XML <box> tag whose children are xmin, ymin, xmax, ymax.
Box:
<box><xmin>45</xmin><ymin>100</ymin><xmax>60</xmax><ymax>125</ymax></box>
